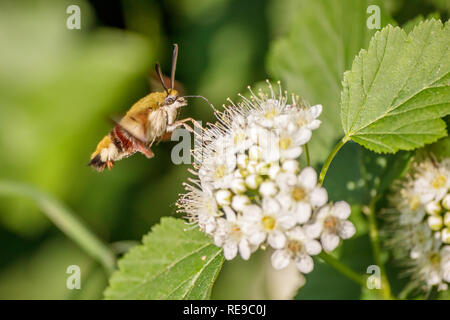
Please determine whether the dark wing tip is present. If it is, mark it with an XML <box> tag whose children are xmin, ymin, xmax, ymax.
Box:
<box><xmin>88</xmin><ymin>154</ymin><xmax>106</xmax><ymax>172</ymax></box>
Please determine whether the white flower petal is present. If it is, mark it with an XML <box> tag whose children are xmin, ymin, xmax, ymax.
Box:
<box><xmin>239</xmin><ymin>239</ymin><xmax>251</xmax><ymax>260</ymax></box>
<box><xmin>294</xmin><ymin>202</ymin><xmax>312</xmax><ymax>224</ymax></box>
<box><xmin>267</xmin><ymin>163</ymin><xmax>281</xmax><ymax>180</ymax></box>
<box><xmin>309</xmin><ymin>188</ymin><xmax>328</xmax><ymax>207</ymax></box>
<box><xmin>276</xmin><ymin>172</ymin><xmax>297</xmax><ymax>190</ymax></box>
<box><xmin>309</xmin><ymin>104</ymin><xmax>322</xmax><ymax>118</ymax></box>
<box><xmin>268</xmin><ymin>230</ymin><xmax>287</xmax><ymax>249</ymax></box>
<box><xmin>245</xmin><ymin>174</ymin><xmax>262</xmax><ymax>189</ymax></box>
<box><xmin>214</xmin><ymin>233</ymin><xmax>224</xmax><ymax>247</ymax></box>
<box><xmin>298</xmin><ymin>167</ymin><xmax>317</xmax><ymax>190</ymax></box>
<box><xmin>259</xmin><ymin>181</ymin><xmax>278</xmax><ymax>197</ymax></box>
<box><xmin>230</xmin><ymin>178</ymin><xmax>246</xmax><ymax>194</ymax></box>
<box><xmin>442</xmin><ymin>269</ymin><xmax>450</xmax><ymax>283</ymax></box>
<box><xmin>248</xmin><ymin>231</ymin><xmax>266</xmax><ymax>246</ymax></box>
<box><xmin>321</xmin><ymin>232</ymin><xmax>340</xmax><ymax>252</ymax></box>
<box><xmin>281</xmin><ymin>147</ymin><xmax>302</xmax><ymax>159</ymax></box>
<box><xmin>223</xmin><ymin>242</ymin><xmax>238</xmax><ymax>260</ymax></box>
<box><xmin>307</xmin><ymin>119</ymin><xmax>321</xmax><ymax>130</ymax></box>
<box><xmin>278</xmin><ymin>214</ymin><xmax>297</xmax><ymax>229</ymax></box>
<box><xmin>295</xmin><ymin>255</ymin><xmax>314</xmax><ymax>274</ymax></box>
<box><xmin>231</xmin><ymin>195</ymin><xmax>250</xmax><ymax>212</ymax></box>
<box><xmin>275</xmin><ymin>114</ymin><xmax>291</xmax><ymax>128</ymax></box>
<box><xmin>215</xmin><ymin>189</ymin><xmax>232</xmax><ymax>206</ymax></box>
<box><xmin>261</xmin><ymin>145</ymin><xmax>281</xmax><ymax>162</ymax></box>
<box><xmin>276</xmin><ymin>193</ymin><xmax>293</xmax><ymax>210</ymax></box>
<box><xmin>338</xmin><ymin>220</ymin><xmax>356</xmax><ymax>239</ymax></box>
<box><xmin>305</xmin><ymin>239</ymin><xmax>322</xmax><ymax>256</ymax></box>
<box><xmin>243</xmin><ymin>204</ymin><xmax>262</xmax><ymax>220</ymax></box>
<box><xmin>282</xmin><ymin>160</ymin><xmax>299</xmax><ymax>173</ymax></box>
<box><xmin>236</xmin><ymin>153</ymin><xmax>248</xmax><ymax>168</ymax></box>
<box><xmin>223</xmin><ymin>206</ymin><xmax>237</xmax><ymax>222</ymax></box>
<box><xmin>287</xmin><ymin>226</ymin><xmax>306</xmax><ymax>240</ymax></box>
<box><xmin>316</xmin><ymin>205</ymin><xmax>330</xmax><ymax>220</ymax></box>
<box><xmin>263</xmin><ymin>197</ymin><xmax>281</xmax><ymax>214</ymax></box>
<box><xmin>248</xmin><ymin>145</ymin><xmax>261</xmax><ymax>161</ymax></box>
<box><xmin>271</xmin><ymin>249</ymin><xmax>291</xmax><ymax>270</ymax></box>
<box><xmin>304</xmin><ymin>222</ymin><xmax>323</xmax><ymax>239</ymax></box>
<box><xmin>443</xmin><ymin>194</ymin><xmax>450</xmax><ymax>210</ymax></box>
<box><xmin>333</xmin><ymin>201</ymin><xmax>351</xmax><ymax>219</ymax></box>
<box><xmin>293</xmin><ymin>127</ymin><xmax>312</xmax><ymax>145</ymax></box>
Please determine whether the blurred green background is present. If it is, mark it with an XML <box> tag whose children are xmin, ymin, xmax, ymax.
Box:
<box><xmin>0</xmin><ymin>0</ymin><xmax>448</xmax><ymax>299</ymax></box>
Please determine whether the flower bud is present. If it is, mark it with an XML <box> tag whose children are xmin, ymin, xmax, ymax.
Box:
<box><xmin>282</xmin><ymin>159</ymin><xmax>299</xmax><ymax>173</ymax></box>
<box><xmin>444</xmin><ymin>211</ymin><xmax>450</xmax><ymax>227</ymax></box>
<box><xmin>259</xmin><ymin>181</ymin><xmax>277</xmax><ymax>197</ymax></box>
<box><xmin>427</xmin><ymin>215</ymin><xmax>443</xmax><ymax>231</ymax></box>
<box><xmin>230</xmin><ymin>178</ymin><xmax>246</xmax><ymax>194</ymax></box>
<box><xmin>231</xmin><ymin>195</ymin><xmax>250</xmax><ymax>211</ymax></box>
<box><xmin>425</xmin><ymin>201</ymin><xmax>441</xmax><ymax>215</ymax></box>
<box><xmin>215</xmin><ymin>189</ymin><xmax>232</xmax><ymax>206</ymax></box>
<box><xmin>442</xmin><ymin>194</ymin><xmax>450</xmax><ymax>210</ymax></box>
<box><xmin>442</xmin><ymin>228</ymin><xmax>450</xmax><ymax>244</ymax></box>
<box><xmin>246</xmin><ymin>160</ymin><xmax>258</xmax><ymax>174</ymax></box>
<box><xmin>236</xmin><ymin>153</ymin><xmax>248</xmax><ymax>168</ymax></box>
<box><xmin>267</xmin><ymin>163</ymin><xmax>281</xmax><ymax>180</ymax></box>
<box><xmin>256</xmin><ymin>162</ymin><xmax>270</xmax><ymax>175</ymax></box>
<box><xmin>245</xmin><ymin>174</ymin><xmax>262</xmax><ymax>189</ymax></box>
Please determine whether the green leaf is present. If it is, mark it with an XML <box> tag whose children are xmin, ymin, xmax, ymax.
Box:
<box><xmin>341</xmin><ymin>19</ymin><xmax>450</xmax><ymax>153</ymax></box>
<box><xmin>104</xmin><ymin>217</ymin><xmax>224</xmax><ymax>300</ymax></box>
<box><xmin>267</xmin><ymin>0</ymin><xmax>393</xmax><ymax>163</ymax></box>
<box><xmin>402</xmin><ymin>13</ymin><xmax>441</xmax><ymax>34</ymax></box>
<box><xmin>426</xmin><ymin>135</ymin><xmax>450</xmax><ymax>159</ymax></box>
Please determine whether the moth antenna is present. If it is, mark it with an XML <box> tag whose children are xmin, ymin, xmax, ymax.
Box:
<box><xmin>171</xmin><ymin>43</ymin><xmax>179</xmax><ymax>91</ymax></box>
<box><xmin>183</xmin><ymin>95</ymin><xmax>216</xmax><ymax>111</ymax></box>
<box><xmin>155</xmin><ymin>63</ymin><xmax>169</xmax><ymax>94</ymax></box>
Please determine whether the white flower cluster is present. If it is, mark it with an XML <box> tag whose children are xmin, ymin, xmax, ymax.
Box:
<box><xmin>178</xmin><ymin>82</ymin><xmax>355</xmax><ymax>275</ymax></box>
<box><xmin>385</xmin><ymin>158</ymin><xmax>450</xmax><ymax>291</ymax></box>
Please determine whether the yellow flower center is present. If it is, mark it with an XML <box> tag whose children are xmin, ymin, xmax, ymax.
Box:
<box><xmin>432</xmin><ymin>175</ymin><xmax>446</xmax><ymax>189</ymax></box>
<box><xmin>429</xmin><ymin>252</ymin><xmax>441</xmax><ymax>265</ymax></box>
<box><xmin>324</xmin><ymin>216</ymin><xmax>337</xmax><ymax>231</ymax></box>
<box><xmin>262</xmin><ymin>216</ymin><xmax>276</xmax><ymax>231</ymax></box>
<box><xmin>291</xmin><ymin>187</ymin><xmax>306</xmax><ymax>201</ymax></box>
<box><xmin>409</xmin><ymin>196</ymin><xmax>420</xmax><ymax>211</ymax></box>
<box><xmin>234</xmin><ymin>132</ymin><xmax>245</xmax><ymax>145</ymax></box>
<box><xmin>264</xmin><ymin>109</ymin><xmax>276</xmax><ymax>119</ymax></box>
<box><xmin>215</xmin><ymin>165</ymin><xmax>226</xmax><ymax>179</ymax></box>
<box><xmin>287</xmin><ymin>240</ymin><xmax>302</xmax><ymax>254</ymax></box>
<box><xmin>279</xmin><ymin>137</ymin><xmax>292</xmax><ymax>150</ymax></box>
<box><xmin>297</xmin><ymin>117</ymin><xmax>307</xmax><ymax>127</ymax></box>
<box><xmin>230</xmin><ymin>224</ymin><xmax>242</xmax><ymax>241</ymax></box>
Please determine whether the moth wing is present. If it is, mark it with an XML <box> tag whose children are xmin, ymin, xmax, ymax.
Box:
<box><xmin>109</xmin><ymin>115</ymin><xmax>148</xmax><ymax>144</ymax></box>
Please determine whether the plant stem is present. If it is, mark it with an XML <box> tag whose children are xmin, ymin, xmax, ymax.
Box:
<box><xmin>318</xmin><ymin>136</ymin><xmax>349</xmax><ymax>186</ymax></box>
<box><xmin>367</xmin><ymin>198</ymin><xmax>393</xmax><ymax>300</ymax></box>
<box><xmin>304</xmin><ymin>143</ymin><xmax>310</xmax><ymax>166</ymax></box>
<box><xmin>317</xmin><ymin>136</ymin><xmax>368</xmax><ymax>290</ymax></box>
<box><xmin>0</xmin><ymin>181</ymin><xmax>116</xmax><ymax>275</ymax></box>
<box><xmin>318</xmin><ymin>252</ymin><xmax>366</xmax><ymax>287</ymax></box>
